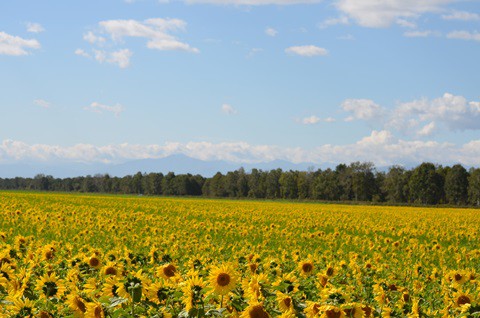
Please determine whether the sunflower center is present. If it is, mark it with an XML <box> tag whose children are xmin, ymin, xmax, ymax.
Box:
<box><xmin>163</xmin><ymin>264</ymin><xmax>176</xmax><ymax>277</ymax></box>
<box><xmin>94</xmin><ymin>306</ymin><xmax>103</xmax><ymax>318</ymax></box>
<box><xmin>105</xmin><ymin>267</ymin><xmax>117</xmax><ymax>275</ymax></box>
<box><xmin>45</xmin><ymin>251</ymin><xmax>54</xmax><ymax>260</ymax></box>
<box><xmin>454</xmin><ymin>274</ymin><xmax>462</xmax><ymax>281</ymax></box>
<box><xmin>362</xmin><ymin>306</ymin><xmax>372</xmax><ymax>316</ymax></box>
<box><xmin>0</xmin><ymin>271</ymin><xmax>9</xmax><ymax>280</ymax></box>
<box><xmin>89</xmin><ymin>258</ymin><xmax>100</xmax><ymax>267</ymax></box>
<box><xmin>76</xmin><ymin>298</ymin><xmax>87</xmax><ymax>313</ymax></box>
<box><xmin>217</xmin><ymin>273</ymin><xmax>231</xmax><ymax>287</ymax></box>
<box><xmin>302</xmin><ymin>263</ymin><xmax>313</xmax><ymax>273</ymax></box>
<box><xmin>325</xmin><ymin>309</ymin><xmax>342</xmax><ymax>318</ymax></box>
<box><xmin>249</xmin><ymin>305</ymin><xmax>269</xmax><ymax>318</ymax></box>
<box><xmin>283</xmin><ymin>297</ymin><xmax>291</xmax><ymax>307</ymax></box>
<box><xmin>42</xmin><ymin>281</ymin><xmax>58</xmax><ymax>297</ymax></box>
<box><xmin>326</xmin><ymin>267</ymin><xmax>334</xmax><ymax>276</ymax></box>
<box><xmin>457</xmin><ymin>295</ymin><xmax>471</xmax><ymax>306</ymax></box>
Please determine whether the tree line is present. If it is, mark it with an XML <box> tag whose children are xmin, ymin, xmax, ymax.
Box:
<box><xmin>1</xmin><ymin>162</ymin><xmax>480</xmax><ymax>206</ymax></box>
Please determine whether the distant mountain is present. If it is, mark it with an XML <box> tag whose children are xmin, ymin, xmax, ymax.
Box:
<box><xmin>0</xmin><ymin>154</ymin><xmax>330</xmax><ymax>178</ymax></box>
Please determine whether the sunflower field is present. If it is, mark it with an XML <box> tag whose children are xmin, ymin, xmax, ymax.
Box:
<box><xmin>0</xmin><ymin>191</ymin><xmax>479</xmax><ymax>318</ymax></box>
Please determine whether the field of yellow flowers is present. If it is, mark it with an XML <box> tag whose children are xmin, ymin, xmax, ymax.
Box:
<box><xmin>0</xmin><ymin>191</ymin><xmax>479</xmax><ymax>318</ymax></box>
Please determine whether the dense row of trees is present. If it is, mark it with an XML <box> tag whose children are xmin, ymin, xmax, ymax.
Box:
<box><xmin>1</xmin><ymin>162</ymin><xmax>480</xmax><ymax>206</ymax></box>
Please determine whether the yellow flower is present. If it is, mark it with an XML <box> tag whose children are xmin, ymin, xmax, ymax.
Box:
<box><xmin>299</xmin><ymin>261</ymin><xmax>315</xmax><ymax>276</ymax></box>
<box><xmin>276</xmin><ymin>291</ymin><xmax>294</xmax><ymax>313</ymax></box>
<box><xmin>68</xmin><ymin>294</ymin><xmax>88</xmax><ymax>316</ymax></box>
<box><xmin>209</xmin><ymin>264</ymin><xmax>237</xmax><ymax>295</ymax></box>
<box><xmin>35</xmin><ymin>272</ymin><xmax>66</xmax><ymax>300</ymax></box>
<box><xmin>85</xmin><ymin>302</ymin><xmax>105</xmax><ymax>318</ymax></box>
<box><xmin>181</xmin><ymin>274</ymin><xmax>206</xmax><ymax>312</ymax></box>
<box><xmin>240</xmin><ymin>302</ymin><xmax>270</xmax><ymax>318</ymax></box>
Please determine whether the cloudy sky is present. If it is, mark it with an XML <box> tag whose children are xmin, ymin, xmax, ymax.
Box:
<box><xmin>1</xmin><ymin>0</ymin><xmax>480</xmax><ymax>167</ymax></box>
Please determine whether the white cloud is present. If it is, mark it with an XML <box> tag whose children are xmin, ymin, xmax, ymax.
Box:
<box><xmin>221</xmin><ymin>104</ymin><xmax>238</xmax><ymax>115</ymax></box>
<box><xmin>265</xmin><ymin>27</ymin><xmax>278</xmax><ymax>36</ymax></box>
<box><xmin>299</xmin><ymin>116</ymin><xmax>336</xmax><ymax>124</ymax></box>
<box><xmin>109</xmin><ymin>49</ymin><xmax>133</xmax><ymax>68</ymax></box>
<box><xmin>301</xmin><ymin>115</ymin><xmax>321</xmax><ymax>125</ymax></box>
<box><xmin>2</xmin><ymin>132</ymin><xmax>480</xmax><ymax>166</ymax></box>
<box><xmin>87</xmin><ymin>49</ymin><xmax>132</xmax><ymax>68</ymax></box>
<box><xmin>403</xmin><ymin>30</ymin><xmax>440</xmax><ymax>37</ymax></box>
<box><xmin>446</xmin><ymin>30</ymin><xmax>480</xmax><ymax>42</ymax></box>
<box><xmin>0</xmin><ymin>31</ymin><xmax>40</xmax><ymax>56</ymax></box>
<box><xmin>324</xmin><ymin>117</ymin><xmax>336</xmax><ymax>123</ymax></box>
<box><xmin>83</xmin><ymin>31</ymin><xmax>106</xmax><ymax>45</ymax></box>
<box><xmin>34</xmin><ymin>99</ymin><xmax>51</xmax><ymax>109</ymax></box>
<box><xmin>389</xmin><ymin>93</ymin><xmax>480</xmax><ymax>132</ymax></box>
<box><xmin>96</xmin><ymin>18</ymin><xmax>199</xmax><ymax>53</ymax></box>
<box><xmin>319</xmin><ymin>16</ymin><xmax>349</xmax><ymax>29</ymax></box>
<box><xmin>396</xmin><ymin>19</ymin><xmax>417</xmax><ymax>28</ymax></box>
<box><xmin>84</xmin><ymin>102</ymin><xmax>125</xmax><ymax>116</ymax></box>
<box><xmin>442</xmin><ymin>10</ymin><xmax>480</xmax><ymax>21</ymax></box>
<box><xmin>335</xmin><ymin>0</ymin><xmax>454</xmax><ymax>28</ymax></box>
<box><xmin>75</xmin><ymin>48</ymin><xmax>90</xmax><ymax>58</ymax></box>
<box><xmin>341</xmin><ymin>99</ymin><xmax>385</xmax><ymax>121</ymax></box>
<box><xmin>417</xmin><ymin>121</ymin><xmax>436</xmax><ymax>136</ymax></box>
<box><xmin>26</xmin><ymin>22</ymin><xmax>45</xmax><ymax>33</ymax></box>
<box><xmin>285</xmin><ymin>45</ymin><xmax>328</xmax><ymax>57</ymax></box>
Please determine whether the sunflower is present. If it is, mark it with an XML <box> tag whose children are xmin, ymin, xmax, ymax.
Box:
<box><xmin>85</xmin><ymin>302</ymin><xmax>105</xmax><ymax>318</ymax></box>
<box><xmin>243</xmin><ymin>273</ymin><xmax>268</xmax><ymax>302</ymax></box>
<box><xmin>240</xmin><ymin>302</ymin><xmax>270</xmax><ymax>318</ymax></box>
<box><xmin>101</xmin><ymin>262</ymin><xmax>121</xmax><ymax>277</ymax></box>
<box><xmin>117</xmin><ymin>270</ymin><xmax>146</xmax><ymax>301</ymax></box>
<box><xmin>146</xmin><ymin>281</ymin><xmax>171</xmax><ymax>305</ymax></box>
<box><xmin>454</xmin><ymin>291</ymin><xmax>473</xmax><ymax>308</ymax></box>
<box><xmin>6</xmin><ymin>296</ymin><xmax>36</xmax><ymax>317</ymax></box>
<box><xmin>324</xmin><ymin>264</ymin><xmax>337</xmax><ymax>277</ymax></box>
<box><xmin>209</xmin><ymin>264</ymin><xmax>237</xmax><ymax>295</ymax></box>
<box><xmin>341</xmin><ymin>303</ymin><xmax>363</xmax><ymax>318</ymax></box>
<box><xmin>101</xmin><ymin>277</ymin><xmax>121</xmax><ymax>299</ymax></box>
<box><xmin>305</xmin><ymin>302</ymin><xmax>321</xmax><ymax>318</ymax></box>
<box><xmin>276</xmin><ymin>291</ymin><xmax>294</xmax><ymax>313</ymax></box>
<box><xmin>316</xmin><ymin>274</ymin><xmax>329</xmax><ymax>289</ymax></box>
<box><xmin>299</xmin><ymin>261</ymin><xmax>315</xmax><ymax>277</ymax></box>
<box><xmin>157</xmin><ymin>263</ymin><xmax>178</xmax><ymax>280</ymax></box>
<box><xmin>35</xmin><ymin>272</ymin><xmax>66</xmax><ymax>300</ymax></box>
<box><xmin>0</xmin><ymin>263</ymin><xmax>14</xmax><ymax>281</ymax></box>
<box><xmin>451</xmin><ymin>271</ymin><xmax>469</xmax><ymax>285</ymax></box>
<box><xmin>41</xmin><ymin>245</ymin><xmax>56</xmax><ymax>261</ymax></box>
<box><xmin>319</xmin><ymin>305</ymin><xmax>346</xmax><ymax>318</ymax></box>
<box><xmin>37</xmin><ymin>311</ymin><xmax>53</xmax><ymax>318</ymax></box>
<box><xmin>86</xmin><ymin>255</ymin><xmax>102</xmax><ymax>270</ymax></box>
<box><xmin>181</xmin><ymin>274</ymin><xmax>206</xmax><ymax>312</ymax></box>
<box><xmin>68</xmin><ymin>294</ymin><xmax>88</xmax><ymax>315</ymax></box>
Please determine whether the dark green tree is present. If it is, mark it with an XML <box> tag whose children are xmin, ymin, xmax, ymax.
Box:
<box><xmin>444</xmin><ymin>164</ymin><xmax>469</xmax><ymax>205</ymax></box>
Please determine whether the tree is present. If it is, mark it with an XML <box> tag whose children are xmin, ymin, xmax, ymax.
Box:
<box><xmin>265</xmin><ymin>169</ymin><xmax>282</xmax><ymax>199</ymax></box>
<box><xmin>382</xmin><ymin>166</ymin><xmax>408</xmax><ymax>203</ymax></box>
<box><xmin>248</xmin><ymin>169</ymin><xmax>266</xmax><ymax>198</ymax></box>
<box><xmin>312</xmin><ymin>169</ymin><xmax>341</xmax><ymax>201</ymax></box>
<box><xmin>468</xmin><ymin>168</ymin><xmax>480</xmax><ymax>206</ymax></box>
<box><xmin>408</xmin><ymin>163</ymin><xmax>444</xmax><ymax>204</ymax></box>
<box><xmin>444</xmin><ymin>164</ymin><xmax>469</xmax><ymax>205</ymax></box>
<box><xmin>279</xmin><ymin>170</ymin><xmax>298</xmax><ymax>199</ymax></box>
<box><xmin>350</xmin><ymin>162</ymin><xmax>376</xmax><ymax>202</ymax></box>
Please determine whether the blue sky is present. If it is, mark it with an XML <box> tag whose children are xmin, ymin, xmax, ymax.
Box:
<box><xmin>1</xmin><ymin>0</ymin><xmax>480</xmax><ymax>167</ymax></box>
